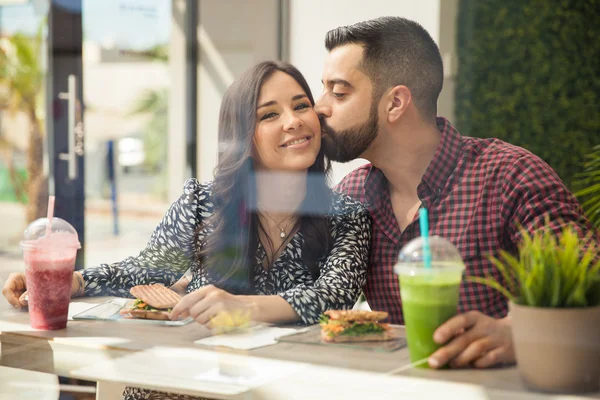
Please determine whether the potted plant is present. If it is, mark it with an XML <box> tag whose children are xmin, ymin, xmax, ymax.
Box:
<box><xmin>471</xmin><ymin>224</ymin><xmax>600</xmax><ymax>393</ymax></box>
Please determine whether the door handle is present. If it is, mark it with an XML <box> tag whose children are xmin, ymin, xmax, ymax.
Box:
<box><xmin>58</xmin><ymin>74</ymin><xmax>80</xmax><ymax>180</ymax></box>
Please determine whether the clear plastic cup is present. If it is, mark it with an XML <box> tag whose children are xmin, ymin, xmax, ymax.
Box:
<box><xmin>20</xmin><ymin>217</ymin><xmax>81</xmax><ymax>330</ymax></box>
<box><xmin>394</xmin><ymin>236</ymin><xmax>465</xmax><ymax>367</ymax></box>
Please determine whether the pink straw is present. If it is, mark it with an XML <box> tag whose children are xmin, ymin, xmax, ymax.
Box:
<box><xmin>46</xmin><ymin>195</ymin><xmax>55</xmax><ymax>237</ymax></box>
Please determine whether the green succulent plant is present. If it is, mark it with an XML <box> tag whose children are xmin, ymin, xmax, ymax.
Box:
<box><xmin>574</xmin><ymin>145</ymin><xmax>600</xmax><ymax>230</ymax></box>
<box><xmin>470</xmin><ymin>224</ymin><xmax>600</xmax><ymax>308</ymax></box>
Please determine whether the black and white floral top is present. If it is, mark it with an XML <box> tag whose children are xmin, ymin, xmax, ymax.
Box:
<box><xmin>81</xmin><ymin>179</ymin><xmax>371</xmax><ymax>325</ymax></box>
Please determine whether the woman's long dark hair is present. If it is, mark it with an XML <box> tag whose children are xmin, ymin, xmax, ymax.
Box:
<box><xmin>196</xmin><ymin>61</ymin><xmax>332</xmax><ymax>295</ymax></box>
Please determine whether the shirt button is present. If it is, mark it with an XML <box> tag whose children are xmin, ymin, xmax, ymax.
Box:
<box><xmin>436</xmin><ymin>188</ymin><xmax>442</xmax><ymax>195</ymax></box>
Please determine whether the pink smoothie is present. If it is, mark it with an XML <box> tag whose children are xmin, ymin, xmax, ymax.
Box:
<box><xmin>22</xmin><ymin>232</ymin><xmax>78</xmax><ymax>330</ymax></box>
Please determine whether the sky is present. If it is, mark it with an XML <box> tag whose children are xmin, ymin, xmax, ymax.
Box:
<box><xmin>0</xmin><ymin>0</ymin><xmax>171</xmax><ymax>49</ymax></box>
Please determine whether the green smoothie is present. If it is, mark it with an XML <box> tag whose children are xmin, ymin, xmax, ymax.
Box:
<box><xmin>399</xmin><ymin>274</ymin><xmax>462</xmax><ymax>367</ymax></box>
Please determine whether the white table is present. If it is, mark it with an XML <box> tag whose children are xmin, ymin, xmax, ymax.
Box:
<box><xmin>1</xmin><ymin>297</ymin><xmax>599</xmax><ymax>399</ymax></box>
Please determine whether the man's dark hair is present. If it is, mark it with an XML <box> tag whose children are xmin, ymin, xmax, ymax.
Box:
<box><xmin>325</xmin><ymin>16</ymin><xmax>443</xmax><ymax>118</ymax></box>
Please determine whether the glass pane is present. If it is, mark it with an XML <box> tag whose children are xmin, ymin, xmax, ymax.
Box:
<box><xmin>82</xmin><ymin>0</ymin><xmax>172</xmax><ymax>267</ymax></box>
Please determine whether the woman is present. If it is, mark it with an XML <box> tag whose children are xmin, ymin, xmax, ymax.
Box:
<box><xmin>3</xmin><ymin>61</ymin><xmax>371</xmax><ymax>399</ymax></box>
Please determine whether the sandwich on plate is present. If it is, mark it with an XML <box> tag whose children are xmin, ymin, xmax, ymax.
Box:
<box><xmin>120</xmin><ymin>284</ymin><xmax>181</xmax><ymax>320</ymax></box>
<box><xmin>319</xmin><ymin>310</ymin><xmax>396</xmax><ymax>342</ymax></box>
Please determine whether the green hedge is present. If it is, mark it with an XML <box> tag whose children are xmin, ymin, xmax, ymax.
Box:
<box><xmin>455</xmin><ymin>0</ymin><xmax>600</xmax><ymax>189</ymax></box>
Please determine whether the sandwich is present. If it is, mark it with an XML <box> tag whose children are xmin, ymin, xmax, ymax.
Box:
<box><xmin>319</xmin><ymin>310</ymin><xmax>396</xmax><ymax>343</ymax></box>
<box><xmin>119</xmin><ymin>284</ymin><xmax>182</xmax><ymax>320</ymax></box>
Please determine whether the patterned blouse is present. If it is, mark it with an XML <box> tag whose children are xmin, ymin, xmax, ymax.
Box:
<box><xmin>80</xmin><ymin>179</ymin><xmax>371</xmax><ymax>400</ymax></box>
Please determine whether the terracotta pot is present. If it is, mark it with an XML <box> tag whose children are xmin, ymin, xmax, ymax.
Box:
<box><xmin>510</xmin><ymin>302</ymin><xmax>600</xmax><ymax>393</ymax></box>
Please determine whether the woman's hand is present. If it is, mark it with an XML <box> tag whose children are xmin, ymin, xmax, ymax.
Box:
<box><xmin>169</xmin><ymin>274</ymin><xmax>190</xmax><ymax>296</ymax></box>
<box><xmin>2</xmin><ymin>272</ymin><xmax>85</xmax><ymax>309</ymax></box>
<box><xmin>170</xmin><ymin>285</ymin><xmax>253</xmax><ymax>326</ymax></box>
<box><xmin>2</xmin><ymin>273</ymin><xmax>27</xmax><ymax>308</ymax></box>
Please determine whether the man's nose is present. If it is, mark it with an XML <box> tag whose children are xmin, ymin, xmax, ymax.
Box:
<box><xmin>314</xmin><ymin>95</ymin><xmax>331</xmax><ymax>118</ymax></box>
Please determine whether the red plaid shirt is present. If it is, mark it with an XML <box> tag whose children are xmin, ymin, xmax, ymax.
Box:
<box><xmin>335</xmin><ymin>117</ymin><xmax>597</xmax><ymax>324</ymax></box>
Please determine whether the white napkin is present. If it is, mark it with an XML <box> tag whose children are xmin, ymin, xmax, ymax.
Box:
<box><xmin>67</xmin><ymin>299</ymin><xmax>128</xmax><ymax>320</ymax></box>
<box><xmin>195</xmin><ymin>325</ymin><xmax>308</xmax><ymax>350</ymax></box>
<box><xmin>67</xmin><ymin>302</ymin><xmax>97</xmax><ymax>320</ymax></box>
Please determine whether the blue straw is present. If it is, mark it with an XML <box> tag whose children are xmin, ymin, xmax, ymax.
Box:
<box><xmin>419</xmin><ymin>208</ymin><xmax>432</xmax><ymax>268</ymax></box>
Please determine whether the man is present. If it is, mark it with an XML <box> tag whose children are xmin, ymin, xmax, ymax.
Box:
<box><xmin>315</xmin><ymin>17</ymin><xmax>597</xmax><ymax>369</ymax></box>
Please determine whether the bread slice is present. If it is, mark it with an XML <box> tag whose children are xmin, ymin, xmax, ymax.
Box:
<box><xmin>129</xmin><ymin>284</ymin><xmax>181</xmax><ymax>309</ymax></box>
<box><xmin>321</xmin><ymin>329</ymin><xmax>398</xmax><ymax>343</ymax></box>
<box><xmin>120</xmin><ymin>308</ymin><xmax>171</xmax><ymax>321</ymax></box>
<box><xmin>324</xmin><ymin>310</ymin><xmax>388</xmax><ymax>322</ymax></box>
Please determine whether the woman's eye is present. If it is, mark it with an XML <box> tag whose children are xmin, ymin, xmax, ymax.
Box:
<box><xmin>333</xmin><ymin>93</ymin><xmax>346</xmax><ymax>99</ymax></box>
<box><xmin>295</xmin><ymin>103</ymin><xmax>310</xmax><ymax>110</ymax></box>
<box><xmin>260</xmin><ymin>112</ymin><xmax>277</xmax><ymax>121</ymax></box>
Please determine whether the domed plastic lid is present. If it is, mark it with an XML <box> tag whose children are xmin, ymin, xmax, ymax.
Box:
<box><xmin>20</xmin><ymin>217</ymin><xmax>80</xmax><ymax>249</ymax></box>
<box><xmin>394</xmin><ymin>235</ymin><xmax>465</xmax><ymax>276</ymax></box>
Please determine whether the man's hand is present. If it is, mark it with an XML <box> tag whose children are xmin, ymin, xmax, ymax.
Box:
<box><xmin>2</xmin><ymin>273</ymin><xmax>28</xmax><ymax>309</ymax></box>
<box><xmin>170</xmin><ymin>284</ymin><xmax>252</xmax><ymax>326</ymax></box>
<box><xmin>428</xmin><ymin>311</ymin><xmax>515</xmax><ymax>369</ymax></box>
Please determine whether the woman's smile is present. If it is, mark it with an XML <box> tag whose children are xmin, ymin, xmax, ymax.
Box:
<box><xmin>280</xmin><ymin>136</ymin><xmax>312</xmax><ymax>149</ymax></box>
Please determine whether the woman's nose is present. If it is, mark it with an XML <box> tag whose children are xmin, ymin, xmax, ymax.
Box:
<box><xmin>283</xmin><ymin>113</ymin><xmax>302</xmax><ymax>130</ymax></box>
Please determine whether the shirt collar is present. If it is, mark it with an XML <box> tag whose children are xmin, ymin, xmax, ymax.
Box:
<box><xmin>418</xmin><ymin>117</ymin><xmax>462</xmax><ymax>199</ymax></box>
<box><xmin>363</xmin><ymin>117</ymin><xmax>462</xmax><ymax>202</ymax></box>
<box><xmin>363</xmin><ymin>165</ymin><xmax>387</xmax><ymax>209</ymax></box>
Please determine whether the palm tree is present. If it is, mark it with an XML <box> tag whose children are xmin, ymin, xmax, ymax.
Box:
<box><xmin>128</xmin><ymin>87</ymin><xmax>168</xmax><ymax>173</ymax></box>
<box><xmin>0</xmin><ymin>27</ymin><xmax>47</xmax><ymax>223</ymax></box>
<box><xmin>575</xmin><ymin>145</ymin><xmax>600</xmax><ymax>229</ymax></box>
<box><xmin>127</xmin><ymin>44</ymin><xmax>169</xmax><ymax>200</ymax></box>
<box><xmin>0</xmin><ymin>136</ymin><xmax>27</xmax><ymax>203</ymax></box>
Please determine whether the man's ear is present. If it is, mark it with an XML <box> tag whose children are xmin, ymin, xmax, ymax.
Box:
<box><xmin>386</xmin><ymin>85</ymin><xmax>411</xmax><ymax>123</ymax></box>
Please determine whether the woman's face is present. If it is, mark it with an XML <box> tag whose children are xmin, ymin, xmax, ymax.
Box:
<box><xmin>252</xmin><ymin>71</ymin><xmax>321</xmax><ymax>172</ymax></box>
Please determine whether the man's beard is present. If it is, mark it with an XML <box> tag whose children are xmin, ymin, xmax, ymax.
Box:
<box><xmin>321</xmin><ymin>105</ymin><xmax>379</xmax><ymax>163</ymax></box>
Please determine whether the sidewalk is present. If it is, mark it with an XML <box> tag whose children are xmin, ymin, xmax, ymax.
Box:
<box><xmin>86</xmin><ymin>193</ymin><xmax>169</xmax><ymax>219</ymax></box>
